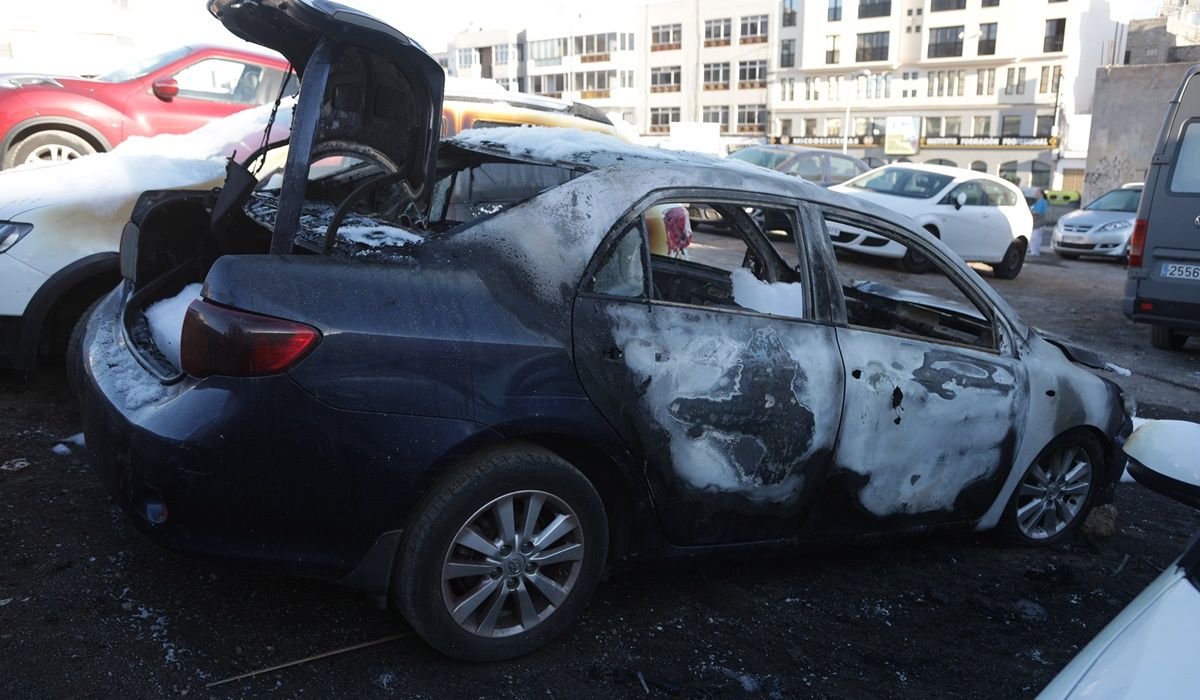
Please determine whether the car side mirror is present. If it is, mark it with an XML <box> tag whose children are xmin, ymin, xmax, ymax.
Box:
<box><xmin>954</xmin><ymin>192</ymin><xmax>967</xmax><ymax>210</ymax></box>
<box><xmin>1125</xmin><ymin>420</ymin><xmax>1200</xmax><ymax>509</ymax></box>
<box><xmin>151</xmin><ymin>77</ymin><xmax>179</xmax><ymax>102</ymax></box>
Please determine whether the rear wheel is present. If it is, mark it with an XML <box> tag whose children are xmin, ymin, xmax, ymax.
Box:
<box><xmin>6</xmin><ymin>130</ymin><xmax>96</xmax><ymax>168</ymax></box>
<box><xmin>65</xmin><ymin>298</ymin><xmax>103</xmax><ymax>395</ymax></box>
<box><xmin>1150</xmin><ymin>325</ymin><xmax>1188</xmax><ymax>351</ymax></box>
<box><xmin>394</xmin><ymin>445</ymin><xmax>608</xmax><ymax>661</ymax></box>
<box><xmin>990</xmin><ymin>241</ymin><xmax>1026</xmax><ymax>279</ymax></box>
<box><xmin>1001</xmin><ymin>432</ymin><xmax>1101</xmax><ymax>545</ymax></box>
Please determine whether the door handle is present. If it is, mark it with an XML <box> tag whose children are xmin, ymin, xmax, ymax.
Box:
<box><xmin>602</xmin><ymin>346</ymin><xmax>624</xmax><ymax>361</ymax></box>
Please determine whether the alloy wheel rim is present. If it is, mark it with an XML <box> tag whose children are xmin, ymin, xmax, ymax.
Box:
<box><xmin>441</xmin><ymin>490</ymin><xmax>584</xmax><ymax>638</ymax></box>
<box><xmin>25</xmin><ymin>143</ymin><xmax>83</xmax><ymax>164</ymax></box>
<box><xmin>1016</xmin><ymin>445</ymin><xmax>1092</xmax><ymax>539</ymax></box>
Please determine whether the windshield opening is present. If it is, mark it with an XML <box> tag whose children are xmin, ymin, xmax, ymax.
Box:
<box><xmin>1083</xmin><ymin>188</ymin><xmax>1141</xmax><ymax>213</ymax></box>
<box><xmin>95</xmin><ymin>47</ymin><xmax>193</xmax><ymax>83</ymax></box>
<box><xmin>845</xmin><ymin>167</ymin><xmax>955</xmax><ymax>199</ymax></box>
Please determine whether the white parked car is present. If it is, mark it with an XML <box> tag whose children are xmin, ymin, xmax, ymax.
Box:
<box><xmin>830</xmin><ymin>164</ymin><xmax>1032</xmax><ymax>279</ymax></box>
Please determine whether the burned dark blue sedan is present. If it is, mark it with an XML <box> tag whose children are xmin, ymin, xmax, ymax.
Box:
<box><xmin>80</xmin><ymin>0</ymin><xmax>1132</xmax><ymax>661</ymax></box>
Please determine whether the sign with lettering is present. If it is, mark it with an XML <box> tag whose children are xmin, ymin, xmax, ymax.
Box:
<box><xmin>884</xmin><ymin>116</ymin><xmax>920</xmax><ymax>156</ymax></box>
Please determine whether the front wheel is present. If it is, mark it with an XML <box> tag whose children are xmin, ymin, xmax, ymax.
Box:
<box><xmin>6</xmin><ymin>130</ymin><xmax>96</xmax><ymax>168</ymax></box>
<box><xmin>394</xmin><ymin>445</ymin><xmax>608</xmax><ymax>661</ymax></box>
<box><xmin>1001</xmin><ymin>432</ymin><xmax>1102</xmax><ymax>545</ymax></box>
<box><xmin>990</xmin><ymin>241</ymin><xmax>1026</xmax><ymax>279</ymax></box>
<box><xmin>896</xmin><ymin>245</ymin><xmax>934</xmax><ymax>274</ymax></box>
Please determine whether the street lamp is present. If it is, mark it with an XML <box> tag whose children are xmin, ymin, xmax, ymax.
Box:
<box><xmin>842</xmin><ymin>68</ymin><xmax>871</xmax><ymax>154</ymax></box>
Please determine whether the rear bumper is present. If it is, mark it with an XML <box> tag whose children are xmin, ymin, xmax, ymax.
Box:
<box><xmin>1122</xmin><ymin>290</ymin><xmax>1200</xmax><ymax>332</ymax></box>
<box><xmin>79</xmin><ymin>289</ymin><xmax>497</xmax><ymax>585</ymax></box>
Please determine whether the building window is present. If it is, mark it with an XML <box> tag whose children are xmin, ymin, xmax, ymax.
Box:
<box><xmin>1001</xmin><ymin>115</ymin><xmax>1021</xmax><ymax>136</ymax></box>
<box><xmin>457</xmin><ymin>48</ymin><xmax>476</xmax><ymax>68</ymax></box>
<box><xmin>826</xmin><ymin>35</ymin><xmax>840</xmax><ymax>64</ymax></box>
<box><xmin>574</xmin><ymin>70</ymin><xmax>616</xmax><ymax>98</ymax></box>
<box><xmin>738</xmin><ymin>60</ymin><xmax>768</xmax><ymax>88</ymax></box>
<box><xmin>531</xmin><ymin>73</ymin><xmax>566</xmax><ymax>97</ymax></box>
<box><xmin>1036</xmin><ymin>115</ymin><xmax>1054</xmax><ymax>137</ymax></box>
<box><xmin>620</xmin><ymin>70</ymin><xmax>635</xmax><ymax>88</ymax></box>
<box><xmin>826</xmin><ymin>117</ymin><xmax>843</xmax><ymax>137</ymax></box>
<box><xmin>781</xmin><ymin>78</ymin><xmax>796</xmax><ymax>101</ymax></box>
<box><xmin>702</xmin><ymin>105</ymin><xmax>730</xmax><ymax>132</ymax></box>
<box><xmin>978</xmin><ymin>23</ymin><xmax>997</xmax><ymax>55</ymax></box>
<box><xmin>530</xmin><ymin>38</ymin><xmax>568</xmax><ymax>66</ymax></box>
<box><xmin>931</xmin><ymin>0</ymin><xmax>965</xmax><ymax>10</ymax></box>
<box><xmin>803</xmin><ymin>117</ymin><xmax>818</xmax><ymax>135</ymax></box>
<box><xmin>651</xmin><ymin>24</ymin><xmax>682</xmax><ymax>51</ymax></box>
<box><xmin>856</xmin><ymin>31</ymin><xmax>889</xmax><ymax>62</ymax></box>
<box><xmin>740</xmin><ymin>15</ymin><xmax>769</xmax><ymax>43</ymax></box>
<box><xmin>973</xmin><ymin>116</ymin><xmax>991</xmax><ymax>136</ymax></box>
<box><xmin>982</xmin><ymin>0</ymin><xmax>999</xmax><ymax>6</ymax></box>
<box><xmin>928</xmin><ymin>26</ymin><xmax>964</xmax><ymax>58</ymax></box>
<box><xmin>944</xmin><ymin>117</ymin><xmax>962</xmax><ymax>136</ymax></box>
<box><xmin>650</xmin><ymin>107</ymin><xmax>680</xmax><ymax>133</ymax></box>
<box><xmin>1044</xmin><ymin>18</ymin><xmax>1066</xmax><ymax>52</ymax></box>
<box><xmin>925</xmin><ymin>116</ymin><xmax>943</xmax><ymax>137</ymax></box>
<box><xmin>1031</xmin><ymin>161</ymin><xmax>1051</xmax><ymax>188</ymax></box>
<box><xmin>737</xmin><ymin>104</ymin><xmax>767</xmax><ymax>133</ymax></box>
<box><xmin>971</xmin><ymin>160</ymin><xmax>988</xmax><ymax>172</ymax></box>
<box><xmin>574</xmin><ymin>33</ymin><xmax>619</xmax><ymax>61</ymax></box>
<box><xmin>977</xmin><ymin>68</ymin><xmax>995</xmax><ymax>95</ymax></box>
<box><xmin>704</xmin><ymin>62</ymin><xmax>731</xmax><ymax>89</ymax></box>
<box><xmin>1004</xmin><ymin>66</ymin><xmax>1026</xmax><ymax>94</ymax></box>
<box><xmin>704</xmin><ymin>18</ymin><xmax>732</xmax><ymax>46</ymax></box>
<box><xmin>781</xmin><ymin>39</ymin><xmax>796</xmax><ymax>68</ymax></box>
<box><xmin>494</xmin><ymin>44</ymin><xmax>510</xmax><ymax>65</ymax></box>
<box><xmin>858</xmin><ymin>0</ymin><xmax>891</xmax><ymax>19</ymax></box>
<box><xmin>650</xmin><ymin>66</ymin><xmax>682</xmax><ymax>92</ymax></box>
<box><xmin>1039</xmin><ymin>65</ymin><xmax>1062</xmax><ymax>93</ymax></box>
<box><xmin>999</xmin><ymin>160</ymin><xmax>1019</xmax><ymax>183</ymax></box>
<box><xmin>829</xmin><ymin>0</ymin><xmax>843</xmax><ymax>21</ymax></box>
<box><xmin>782</xmin><ymin>0</ymin><xmax>797</xmax><ymax>27</ymax></box>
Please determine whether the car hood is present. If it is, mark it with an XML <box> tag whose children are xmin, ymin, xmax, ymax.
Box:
<box><xmin>208</xmin><ymin>0</ymin><xmax>444</xmax><ymax>211</ymax></box>
<box><xmin>1057</xmin><ymin>208</ymin><xmax>1135</xmax><ymax>228</ymax></box>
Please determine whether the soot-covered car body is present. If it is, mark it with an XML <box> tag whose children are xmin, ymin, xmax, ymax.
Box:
<box><xmin>79</xmin><ymin>0</ymin><xmax>1131</xmax><ymax>661</ymax></box>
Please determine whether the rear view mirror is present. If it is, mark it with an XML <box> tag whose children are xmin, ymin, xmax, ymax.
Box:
<box><xmin>152</xmin><ymin>77</ymin><xmax>179</xmax><ymax>102</ymax></box>
<box><xmin>954</xmin><ymin>192</ymin><xmax>967</xmax><ymax>209</ymax></box>
<box><xmin>1125</xmin><ymin>420</ymin><xmax>1200</xmax><ymax>509</ymax></box>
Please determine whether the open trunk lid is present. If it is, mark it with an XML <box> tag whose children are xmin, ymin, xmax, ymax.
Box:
<box><xmin>207</xmin><ymin>0</ymin><xmax>445</xmax><ymax>240</ymax></box>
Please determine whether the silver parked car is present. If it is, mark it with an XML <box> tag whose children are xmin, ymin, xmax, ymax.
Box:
<box><xmin>1051</xmin><ymin>183</ymin><xmax>1142</xmax><ymax>260</ymax></box>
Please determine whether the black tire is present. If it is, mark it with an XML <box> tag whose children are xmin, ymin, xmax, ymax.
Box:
<box><xmin>1000</xmin><ymin>431</ymin><xmax>1103</xmax><ymax>545</ymax></box>
<box><xmin>1150</xmin><ymin>325</ymin><xmax>1188</xmax><ymax>351</ymax></box>
<box><xmin>896</xmin><ymin>245</ymin><xmax>934</xmax><ymax>274</ymax></box>
<box><xmin>5</xmin><ymin>130</ymin><xmax>96</xmax><ymax>169</ymax></box>
<box><xmin>990</xmin><ymin>241</ymin><xmax>1026</xmax><ymax>279</ymax></box>
<box><xmin>394</xmin><ymin>444</ymin><xmax>608</xmax><ymax>661</ymax></box>
<box><xmin>65</xmin><ymin>297</ymin><xmax>103</xmax><ymax>395</ymax></box>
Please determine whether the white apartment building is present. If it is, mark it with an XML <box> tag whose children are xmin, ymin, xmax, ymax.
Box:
<box><xmin>775</xmin><ymin>0</ymin><xmax>1123</xmax><ymax>189</ymax></box>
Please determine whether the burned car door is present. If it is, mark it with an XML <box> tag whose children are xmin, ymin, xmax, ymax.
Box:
<box><xmin>572</xmin><ymin>195</ymin><xmax>844</xmax><ymax>546</ymax></box>
<box><xmin>815</xmin><ymin>206</ymin><xmax>1030</xmax><ymax>534</ymax></box>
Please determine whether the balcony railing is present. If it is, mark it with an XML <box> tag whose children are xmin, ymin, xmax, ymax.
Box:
<box><xmin>580</xmin><ymin>53</ymin><xmax>611</xmax><ymax>64</ymax></box>
<box><xmin>580</xmin><ymin>89</ymin><xmax>611</xmax><ymax>99</ymax></box>
<box><xmin>825</xmin><ymin>50</ymin><xmax>840</xmax><ymax>64</ymax></box>
<box><xmin>650</xmin><ymin>84</ymin><xmax>681</xmax><ymax>93</ymax></box>
<box><xmin>651</xmin><ymin>42</ymin><xmax>680</xmax><ymax>52</ymax></box>
<box><xmin>649</xmin><ymin>124</ymin><xmax>671</xmax><ymax>133</ymax></box>
<box><xmin>738</xmin><ymin>80</ymin><xmax>767</xmax><ymax>89</ymax></box>
<box><xmin>704</xmin><ymin>38</ymin><xmax>731</xmax><ymax>47</ymax></box>
<box><xmin>740</xmin><ymin>34</ymin><xmax>768</xmax><ymax>45</ymax></box>
<box><xmin>737</xmin><ymin>124</ymin><xmax>766</xmax><ymax>133</ymax></box>
<box><xmin>856</xmin><ymin>47</ymin><xmax>888</xmax><ymax>62</ymax></box>
<box><xmin>704</xmin><ymin>81</ymin><xmax>730</xmax><ymax>90</ymax></box>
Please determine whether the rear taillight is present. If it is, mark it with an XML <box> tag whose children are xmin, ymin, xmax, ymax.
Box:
<box><xmin>1128</xmin><ymin>219</ymin><xmax>1148</xmax><ymax>268</ymax></box>
<box><xmin>180</xmin><ymin>299</ymin><xmax>320</xmax><ymax>378</ymax></box>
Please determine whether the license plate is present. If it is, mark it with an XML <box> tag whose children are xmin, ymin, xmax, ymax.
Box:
<box><xmin>1161</xmin><ymin>262</ymin><xmax>1200</xmax><ymax>280</ymax></box>
<box><xmin>1061</xmin><ymin>234</ymin><xmax>1087</xmax><ymax>244</ymax></box>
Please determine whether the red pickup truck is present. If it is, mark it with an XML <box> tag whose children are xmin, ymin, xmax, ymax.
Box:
<box><xmin>0</xmin><ymin>45</ymin><xmax>291</xmax><ymax>169</ymax></box>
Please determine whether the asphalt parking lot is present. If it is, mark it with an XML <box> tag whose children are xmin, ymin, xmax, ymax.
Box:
<box><xmin>2</xmin><ymin>244</ymin><xmax>1198</xmax><ymax>699</ymax></box>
